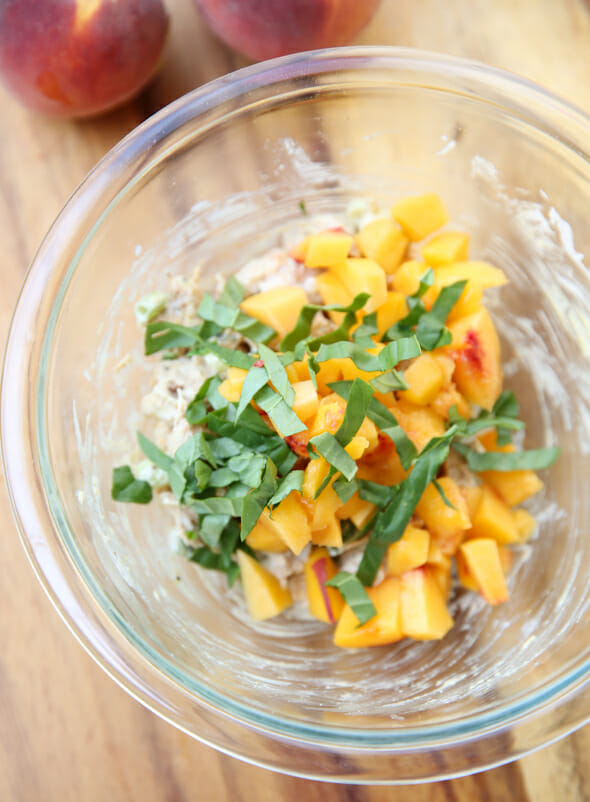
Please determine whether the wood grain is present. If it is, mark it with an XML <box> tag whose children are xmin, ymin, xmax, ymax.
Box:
<box><xmin>2</xmin><ymin>0</ymin><xmax>590</xmax><ymax>799</ymax></box>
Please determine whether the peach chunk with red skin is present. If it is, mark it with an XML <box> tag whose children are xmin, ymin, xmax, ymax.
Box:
<box><xmin>194</xmin><ymin>0</ymin><xmax>381</xmax><ymax>62</ymax></box>
<box><xmin>304</xmin><ymin>548</ymin><xmax>345</xmax><ymax>623</ymax></box>
<box><xmin>447</xmin><ymin>307</ymin><xmax>503</xmax><ymax>411</ymax></box>
<box><xmin>0</xmin><ymin>0</ymin><xmax>169</xmax><ymax>117</ymax></box>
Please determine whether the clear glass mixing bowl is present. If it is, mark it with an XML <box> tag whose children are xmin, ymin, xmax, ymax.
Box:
<box><xmin>3</xmin><ymin>47</ymin><xmax>590</xmax><ymax>783</ymax></box>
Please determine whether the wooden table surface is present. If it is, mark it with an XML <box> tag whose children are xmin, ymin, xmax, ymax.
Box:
<box><xmin>2</xmin><ymin>1</ymin><xmax>590</xmax><ymax>799</ymax></box>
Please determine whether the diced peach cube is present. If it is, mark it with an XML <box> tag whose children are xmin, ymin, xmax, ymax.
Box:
<box><xmin>512</xmin><ymin>508</ymin><xmax>537</xmax><ymax>541</ymax></box>
<box><xmin>427</xmin><ymin>541</ymin><xmax>452</xmax><ymax>599</ymax></box>
<box><xmin>308</xmin><ymin>393</ymin><xmax>346</xmax><ymax>437</ymax></box>
<box><xmin>304</xmin><ymin>548</ymin><xmax>345</xmax><ymax>623</ymax></box>
<box><xmin>304</xmin><ymin>232</ymin><xmax>353</xmax><ymax>269</ymax></box>
<box><xmin>314</xmin><ymin>271</ymin><xmax>353</xmax><ymax>325</ymax></box>
<box><xmin>447</xmin><ymin>307</ymin><xmax>502</xmax><ymax>411</ymax></box>
<box><xmin>387</xmin><ymin>525</ymin><xmax>430</xmax><ymax>575</ymax></box>
<box><xmin>429</xmin><ymin>383</ymin><xmax>471</xmax><ymax>420</ymax></box>
<box><xmin>415</xmin><ymin>477</ymin><xmax>471</xmax><ymax>555</ymax></box>
<box><xmin>376</xmin><ymin>291</ymin><xmax>409</xmax><ymax>336</ymax></box>
<box><xmin>245</xmin><ymin>520</ymin><xmax>289</xmax><ymax>553</ymax></box>
<box><xmin>344</xmin><ymin>435</ymin><xmax>370</xmax><ymax>460</ymax></box>
<box><xmin>401</xmin><ymin>353</ymin><xmax>446</xmax><ymax>406</ymax></box>
<box><xmin>302</xmin><ymin>457</ymin><xmax>330</xmax><ymax>502</ymax></box>
<box><xmin>218</xmin><ymin>377</ymin><xmax>244</xmax><ymax>403</ymax></box>
<box><xmin>459</xmin><ymin>485</ymin><xmax>483</xmax><ymax>519</ymax></box>
<box><xmin>261</xmin><ymin>491</ymin><xmax>311</xmax><ymax>555</ymax></box>
<box><xmin>311</xmin><ymin>485</ymin><xmax>342</xmax><ymax>532</ymax></box>
<box><xmin>330</xmin><ymin>257</ymin><xmax>387</xmax><ymax>313</ymax></box>
<box><xmin>477</xmin><ymin>430</ymin><xmax>544</xmax><ymax>506</ymax></box>
<box><xmin>434</xmin><ymin>261</ymin><xmax>507</xmax><ymax>322</ymax></box>
<box><xmin>334</xmin><ymin>576</ymin><xmax>403</xmax><ymax>648</ymax></box>
<box><xmin>392</xmin><ymin>193</ymin><xmax>449</xmax><ymax>241</ymax></box>
<box><xmin>240</xmin><ymin>286</ymin><xmax>308</xmax><ymax>339</ymax></box>
<box><xmin>399</xmin><ymin>566</ymin><xmax>454</xmax><ymax>640</ymax></box>
<box><xmin>392</xmin><ymin>260</ymin><xmax>437</xmax><ymax>307</ymax></box>
<box><xmin>459</xmin><ymin>538</ymin><xmax>509</xmax><ymax>605</ymax></box>
<box><xmin>289</xmin><ymin>236</ymin><xmax>309</xmax><ymax>263</ymax></box>
<box><xmin>291</xmin><ymin>380</ymin><xmax>319</xmax><ymax>422</ymax></box>
<box><xmin>422</xmin><ymin>231</ymin><xmax>469</xmax><ymax>266</ymax></box>
<box><xmin>468</xmin><ymin>484</ymin><xmax>520</xmax><ymax>545</ymax></box>
<box><xmin>356</xmin><ymin>435</ymin><xmax>408</xmax><ymax>487</ymax></box>
<box><xmin>336</xmin><ymin>492</ymin><xmax>376</xmax><ymax>529</ymax></box>
<box><xmin>311</xmin><ymin>516</ymin><xmax>343</xmax><ymax>548</ymax></box>
<box><xmin>388</xmin><ymin>398</ymin><xmax>446</xmax><ymax>453</ymax></box>
<box><xmin>356</xmin><ymin>218</ymin><xmax>409</xmax><ymax>274</ymax></box>
<box><xmin>236</xmin><ymin>551</ymin><xmax>292</xmax><ymax>621</ymax></box>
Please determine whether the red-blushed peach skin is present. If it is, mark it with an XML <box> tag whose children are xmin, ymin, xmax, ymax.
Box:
<box><xmin>194</xmin><ymin>0</ymin><xmax>381</xmax><ymax>61</ymax></box>
<box><xmin>0</xmin><ymin>0</ymin><xmax>169</xmax><ymax>117</ymax></box>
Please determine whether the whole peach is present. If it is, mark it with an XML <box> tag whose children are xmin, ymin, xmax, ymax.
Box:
<box><xmin>0</xmin><ymin>0</ymin><xmax>169</xmax><ymax>117</ymax></box>
<box><xmin>194</xmin><ymin>0</ymin><xmax>380</xmax><ymax>61</ymax></box>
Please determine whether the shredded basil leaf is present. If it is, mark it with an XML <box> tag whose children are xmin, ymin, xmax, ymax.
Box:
<box><xmin>240</xmin><ymin>459</ymin><xmax>278</xmax><ymax>539</ymax></box>
<box><xmin>308</xmin><ymin>432</ymin><xmax>358</xmax><ymax>481</ymax></box>
<box><xmin>325</xmin><ymin>571</ymin><xmax>376</xmax><ymax>625</ymax></box>
<box><xmin>280</xmin><ymin>293</ymin><xmax>369</xmax><ymax>352</ymax></box>
<box><xmin>111</xmin><ymin>465</ymin><xmax>153</xmax><ymax>504</ymax></box>
<box><xmin>357</xmin><ymin>479</ymin><xmax>392</xmax><ymax>508</ymax></box>
<box><xmin>357</xmin><ymin>438</ymin><xmax>451</xmax><ymax>586</ymax></box>
<box><xmin>267</xmin><ymin>471</ymin><xmax>305</xmax><ymax>508</ymax></box>
<box><xmin>330</xmin><ymin>380</ymin><xmax>417</xmax><ymax>470</ymax></box>
<box><xmin>453</xmin><ymin>441</ymin><xmax>561</xmax><ymax>471</ymax></box>
<box><xmin>414</xmin><ymin>267</ymin><xmax>435</xmax><ymax>298</ymax></box>
<box><xmin>432</xmin><ymin>477</ymin><xmax>456</xmax><ymax>509</ymax></box>
<box><xmin>197</xmin><ymin>293</ymin><xmax>275</xmax><ymax>343</ymax></box>
<box><xmin>254</xmin><ymin>384</ymin><xmax>306</xmax><ymax>437</ymax></box>
<box><xmin>235</xmin><ymin>366</ymin><xmax>268</xmax><ymax>420</ymax></box>
<box><xmin>415</xmin><ymin>280</ymin><xmax>467</xmax><ymax>350</ymax></box>
<box><xmin>257</xmin><ymin>343</ymin><xmax>295</xmax><ymax>406</ymax></box>
<box><xmin>332</xmin><ymin>477</ymin><xmax>359</xmax><ymax>504</ymax></box>
<box><xmin>145</xmin><ymin>320</ymin><xmax>202</xmax><ymax>355</ymax></box>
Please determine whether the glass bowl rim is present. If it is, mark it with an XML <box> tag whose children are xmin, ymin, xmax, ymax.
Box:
<box><xmin>3</xmin><ymin>45</ymin><xmax>590</xmax><ymax>780</ymax></box>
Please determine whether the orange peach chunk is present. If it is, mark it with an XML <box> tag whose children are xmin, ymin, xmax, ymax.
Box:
<box><xmin>415</xmin><ymin>477</ymin><xmax>471</xmax><ymax>555</ymax></box>
<box><xmin>448</xmin><ymin>307</ymin><xmax>502</xmax><ymax>411</ymax></box>
<box><xmin>422</xmin><ymin>232</ymin><xmax>469</xmax><ymax>266</ymax></box>
<box><xmin>387</xmin><ymin>525</ymin><xmax>430</xmax><ymax>576</ymax></box>
<box><xmin>236</xmin><ymin>551</ymin><xmax>292</xmax><ymax>621</ymax></box>
<box><xmin>240</xmin><ymin>285</ymin><xmax>308</xmax><ymax>340</ymax></box>
<box><xmin>400</xmin><ymin>353</ymin><xmax>446</xmax><ymax>406</ymax></box>
<box><xmin>261</xmin><ymin>491</ymin><xmax>311</xmax><ymax>555</ymax></box>
<box><xmin>391</xmin><ymin>193</ymin><xmax>449</xmax><ymax>241</ymax></box>
<box><xmin>399</xmin><ymin>567</ymin><xmax>454</xmax><ymax>640</ymax></box>
<box><xmin>459</xmin><ymin>539</ymin><xmax>509</xmax><ymax>605</ymax></box>
<box><xmin>304</xmin><ymin>232</ymin><xmax>353</xmax><ymax>269</ymax></box>
<box><xmin>468</xmin><ymin>484</ymin><xmax>520</xmax><ymax>545</ymax></box>
<box><xmin>334</xmin><ymin>576</ymin><xmax>403</xmax><ymax>648</ymax></box>
<box><xmin>477</xmin><ymin>430</ymin><xmax>544</xmax><ymax>506</ymax></box>
<box><xmin>356</xmin><ymin>218</ymin><xmax>409</xmax><ymax>274</ymax></box>
<box><xmin>304</xmin><ymin>548</ymin><xmax>345</xmax><ymax>623</ymax></box>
